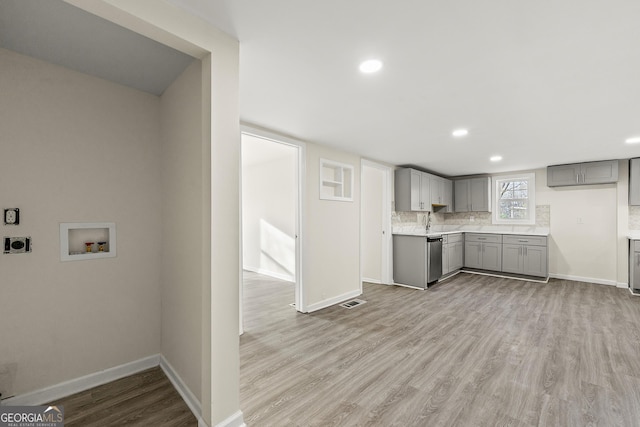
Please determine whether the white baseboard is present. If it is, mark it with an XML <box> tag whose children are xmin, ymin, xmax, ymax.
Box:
<box><xmin>305</xmin><ymin>289</ymin><xmax>362</xmax><ymax>313</ymax></box>
<box><xmin>549</xmin><ymin>273</ymin><xmax>617</xmax><ymax>287</ymax></box>
<box><xmin>617</xmin><ymin>282</ymin><xmax>629</xmax><ymax>289</ymax></box>
<box><xmin>2</xmin><ymin>354</ymin><xmax>160</xmax><ymax>406</ymax></box>
<box><xmin>243</xmin><ymin>266</ymin><xmax>294</xmax><ymax>283</ymax></box>
<box><xmin>159</xmin><ymin>355</ymin><xmax>202</xmax><ymax>424</ymax></box>
<box><xmin>213</xmin><ymin>410</ymin><xmax>246</xmax><ymax>427</ymax></box>
<box><xmin>361</xmin><ymin>277</ymin><xmax>382</xmax><ymax>284</ymax></box>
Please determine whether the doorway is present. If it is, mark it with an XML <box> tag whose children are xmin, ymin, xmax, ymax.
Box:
<box><xmin>240</xmin><ymin>129</ymin><xmax>304</xmax><ymax>332</ymax></box>
<box><xmin>361</xmin><ymin>160</ymin><xmax>393</xmax><ymax>285</ymax></box>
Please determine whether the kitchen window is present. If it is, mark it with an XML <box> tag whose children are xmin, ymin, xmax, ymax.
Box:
<box><xmin>492</xmin><ymin>173</ymin><xmax>536</xmax><ymax>225</ymax></box>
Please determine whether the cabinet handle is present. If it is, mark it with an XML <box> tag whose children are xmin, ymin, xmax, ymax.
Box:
<box><xmin>518</xmin><ymin>239</ymin><xmax>528</xmax><ymax>242</ymax></box>
<box><xmin>576</xmin><ymin>173</ymin><xmax>579</xmax><ymax>183</ymax></box>
<box><xmin>524</xmin><ymin>247</ymin><xmax>527</xmax><ymax>256</ymax></box>
<box><xmin>478</xmin><ymin>237</ymin><xmax>486</xmax><ymax>240</ymax></box>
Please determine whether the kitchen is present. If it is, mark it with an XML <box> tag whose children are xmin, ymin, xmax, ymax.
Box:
<box><xmin>359</xmin><ymin>160</ymin><xmax>632</xmax><ymax>293</ymax></box>
<box><xmin>3</xmin><ymin>2</ymin><xmax>640</xmax><ymax>426</ymax></box>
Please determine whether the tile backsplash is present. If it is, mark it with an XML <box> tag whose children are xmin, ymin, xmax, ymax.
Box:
<box><xmin>392</xmin><ymin>205</ymin><xmax>551</xmax><ymax>228</ymax></box>
<box><xmin>630</xmin><ymin>206</ymin><xmax>640</xmax><ymax>230</ymax></box>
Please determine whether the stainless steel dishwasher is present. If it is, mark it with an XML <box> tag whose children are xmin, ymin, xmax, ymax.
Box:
<box><xmin>427</xmin><ymin>236</ymin><xmax>443</xmax><ymax>284</ymax></box>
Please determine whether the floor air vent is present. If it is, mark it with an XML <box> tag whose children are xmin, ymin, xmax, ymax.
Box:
<box><xmin>340</xmin><ymin>299</ymin><xmax>367</xmax><ymax>309</ymax></box>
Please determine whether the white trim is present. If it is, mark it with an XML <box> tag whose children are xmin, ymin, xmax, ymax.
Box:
<box><xmin>362</xmin><ymin>277</ymin><xmax>382</xmax><ymax>284</ymax></box>
<box><xmin>392</xmin><ymin>282</ymin><xmax>426</xmax><ymax>290</ymax></box>
<box><xmin>159</xmin><ymin>355</ymin><xmax>203</xmax><ymax>425</ymax></box>
<box><xmin>240</xmin><ymin>125</ymin><xmax>306</xmax><ymax>313</ymax></box>
<box><xmin>242</xmin><ymin>266</ymin><xmax>295</xmax><ymax>283</ymax></box>
<box><xmin>618</xmin><ymin>281</ymin><xmax>629</xmax><ymax>289</ymax></box>
<box><xmin>2</xmin><ymin>354</ymin><xmax>159</xmax><ymax>406</ymax></box>
<box><xmin>438</xmin><ymin>270</ymin><xmax>462</xmax><ymax>282</ymax></box>
<box><xmin>464</xmin><ymin>269</ymin><xmax>549</xmax><ymax>284</ymax></box>
<box><xmin>549</xmin><ymin>273</ymin><xmax>617</xmax><ymax>287</ymax></box>
<box><xmin>213</xmin><ymin>410</ymin><xmax>246</xmax><ymax>427</ymax></box>
<box><xmin>305</xmin><ymin>289</ymin><xmax>362</xmax><ymax>313</ymax></box>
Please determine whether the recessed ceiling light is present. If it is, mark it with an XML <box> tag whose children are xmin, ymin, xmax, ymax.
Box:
<box><xmin>359</xmin><ymin>59</ymin><xmax>383</xmax><ymax>73</ymax></box>
<box><xmin>626</xmin><ymin>137</ymin><xmax>640</xmax><ymax>144</ymax></box>
<box><xmin>452</xmin><ymin>129</ymin><xmax>469</xmax><ymax>137</ymax></box>
<box><xmin>490</xmin><ymin>155</ymin><xmax>503</xmax><ymax>162</ymax></box>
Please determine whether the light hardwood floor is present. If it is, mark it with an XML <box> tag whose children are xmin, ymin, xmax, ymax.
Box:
<box><xmin>47</xmin><ymin>367</ymin><xmax>196</xmax><ymax>426</ymax></box>
<box><xmin>241</xmin><ymin>272</ymin><xmax>640</xmax><ymax>426</ymax></box>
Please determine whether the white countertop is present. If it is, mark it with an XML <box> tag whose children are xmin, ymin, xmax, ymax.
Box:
<box><xmin>627</xmin><ymin>232</ymin><xmax>640</xmax><ymax>240</ymax></box>
<box><xmin>393</xmin><ymin>225</ymin><xmax>550</xmax><ymax>237</ymax></box>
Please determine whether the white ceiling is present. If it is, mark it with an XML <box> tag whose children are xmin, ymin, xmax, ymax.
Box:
<box><xmin>0</xmin><ymin>0</ymin><xmax>194</xmax><ymax>96</ymax></box>
<box><xmin>168</xmin><ymin>0</ymin><xmax>640</xmax><ymax>176</ymax></box>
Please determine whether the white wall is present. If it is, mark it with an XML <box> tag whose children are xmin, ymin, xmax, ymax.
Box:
<box><xmin>361</xmin><ymin>164</ymin><xmax>384</xmax><ymax>283</ymax></box>
<box><xmin>304</xmin><ymin>143</ymin><xmax>361</xmax><ymax>310</ymax></box>
<box><xmin>536</xmin><ymin>168</ymin><xmax>619</xmax><ymax>285</ymax></box>
<box><xmin>160</xmin><ymin>59</ymin><xmax>202</xmax><ymax>403</ymax></box>
<box><xmin>242</xmin><ymin>137</ymin><xmax>297</xmax><ymax>281</ymax></box>
<box><xmin>0</xmin><ymin>47</ymin><xmax>162</xmax><ymax>396</ymax></box>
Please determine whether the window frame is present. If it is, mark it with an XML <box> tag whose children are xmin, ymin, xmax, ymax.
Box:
<box><xmin>492</xmin><ymin>173</ymin><xmax>536</xmax><ymax>225</ymax></box>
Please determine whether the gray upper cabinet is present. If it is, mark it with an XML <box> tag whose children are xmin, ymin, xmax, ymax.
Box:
<box><xmin>454</xmin><ymin>179</ymin><xmax>470</xmax><ymax>212</ymax></box>
<box><xmin>454</xmin><ymin>177</ymin><xmax>491</xmax><ymax>212</ymax></box>
<box><xmin>395</xmin><ymin>168</ymin><xmax>452</xmax><ymax>212</ymax></box>
<box><xmin>442</xmin><ymin>179</ymin><xmax>453</xmax><ymax>213</ymax></box>
<box><xmin>630</xmin><ymin>159</ymin><xmax>640</xmax><ymax>206</ymax></box>
<box><xmin>547</xmin><ymin>160</ymin><xmax>618</xmax><ymax>187</ymax></box>
<box><xmin>430</xmin><ymin>176</ymin><xmax>453</xmax><ymax>212</ymax></box>
<box><xmin>395</xmin><ymin>168</ymin><xmax>430</xmax><ymax>211</ymax></box>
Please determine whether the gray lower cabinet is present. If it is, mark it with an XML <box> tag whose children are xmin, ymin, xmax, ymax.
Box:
<box><xmin>464</xmin><ymin>233</ymin><xmax>502</xmax><ymax>271</ymax></box>
<box><xmin>393</xmin><ymin>235</ymin><xmax>427</xmax><ymax>288</ymax></box>
<box><xmin>547</xmin><ymin>160</ymin><xmax>618</xmax><ymax>187</ymax></box>
<box><xmin>501</xmin><ymin>235</ymin><xmax>548</xmax><ymax>277</ymax></box>
<box><xmin>629</xmin><ymin>240</ymin><xmax>640</xmax><ymax>292</ymax></box>
<box><xmin>442</xmin><ymin>233</ymin><xmax>463</xmax><ymax>275</ymax></box>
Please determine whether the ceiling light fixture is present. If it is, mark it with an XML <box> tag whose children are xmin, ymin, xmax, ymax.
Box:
<box><xmin>452</xmin><ymin>129</ymin><xmax>469</xmax><ymax>137</ymax></box>
<box><xmin>490</xmin><ymin>155</ymin><xmax>503</xmax><ymax>162</ymax></box>
<box><xmin>359</xmin><ymin>59</ymin><xmax>383</xmax><ymax>73</ymax></box>
<box><xmin>626</xmin><ymin>137</ymin><xmax>640</xmax><ymax>144</ymax></box>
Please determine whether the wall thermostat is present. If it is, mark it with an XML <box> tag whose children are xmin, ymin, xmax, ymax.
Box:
<box><xmin>4</xmin><ymin>237</ymin><xmax>31</xmax><ymax>254</ymax></box>
<box><xmin>4</xmin><ymin>208</ymin><xmax>19</xmax><ymax>225</ymax></box>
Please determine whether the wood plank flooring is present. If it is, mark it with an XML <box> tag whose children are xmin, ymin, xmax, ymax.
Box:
<box><xmin>47</xmin><ymin>367</ymin><xmax>196</xmax><ymax>426</ymax></box>
<box><xmin>240</xmin><ymin>272</ymin><xmax>640</xmax><ymax>426</ymax></box>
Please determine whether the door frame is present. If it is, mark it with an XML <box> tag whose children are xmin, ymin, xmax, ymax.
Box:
<box><xmin>239</xmin><ymin>125</ymin><xmax>306</xmax><ymax>334</ymax></box>
<box><xmin>361</xmin><ymin>159</ymin><xmax>393</xmax><ymax>285</ymax></box>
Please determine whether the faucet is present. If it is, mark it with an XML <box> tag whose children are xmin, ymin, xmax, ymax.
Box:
<box><xmin>424</xmin><ymin>212</ymin><xmax>432</xmax><ymax>233</ymax></box>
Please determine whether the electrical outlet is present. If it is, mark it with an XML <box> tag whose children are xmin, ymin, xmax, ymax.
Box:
<box><xmin>3</xmin><ymin>237</ymin><xmax>31</xmax><ymax>254</ymax></box>
<box><xmin>3</xmin><ymin>208</ymin><xmax>19</xmax><ymax>225</ymax></box>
